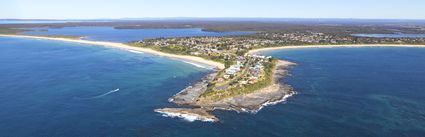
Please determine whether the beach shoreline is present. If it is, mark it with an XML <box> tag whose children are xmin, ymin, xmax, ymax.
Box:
<box><xmin>248</xmin><ymin>44</ymin><xmax>425</xmax><ymax>54</ymax></box>
<box><xmin>5</xmin><ymin>34</ymin><xmax>425</xmax><ymax>122</ymax></box>
<box><xmin>3</xmin><ymin>34</ymin><xmax>424</xmax><ymax>69</ymax></box>
<box><xmin>0</xmin><ymin>34</ymin><xmax>225</xmax><ymax>69</ymax></box>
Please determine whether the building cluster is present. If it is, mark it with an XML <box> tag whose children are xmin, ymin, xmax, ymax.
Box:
<box><xmin>136</xmin><ymin>31</ymin><xmax>425</xmax><ymax>92</ymax></box>
<box><xmin>353</xmin><ymin>36</ymin><xmax>425</xmax><ymax>44</ymax></box>
<box><xmin>140</xmin><ymin>32</ymin><xmax>425</xmax><ymax>56</ymax></box>
<box><xmin>215</xmin><ymin>55</ymin><xmax>272</xmax><ymax>91</ymax></box>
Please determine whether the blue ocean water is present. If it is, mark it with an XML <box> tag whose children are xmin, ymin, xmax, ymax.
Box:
<box><xmin>1</xmin><ymin>36</ymin><xmax>425</xmax><ymax>137</ymax></box>
<box><xmin>0</xmin><ymin>37</ymin><xmax>209</xmax><ymax>136</ymax></box>
<box><xmin>20</xmin><ymin>27</ymin><xmax>253</xmax><ymax>42</ymax></box>
<box><xmin>257</xmin><ymin>47</ymin><xmax>425</xmax><ymax>137</ymax></box>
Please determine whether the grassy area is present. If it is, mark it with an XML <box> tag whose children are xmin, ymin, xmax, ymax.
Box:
<box><xmin>129</xmin><ymin>42</ymin><xmax>228</xmax><ymax>63</ymax></box>
<box><xmin>200</xmin><ymin>59</ymin><xmax>277</xmax><ymax>101</ymax></box>
<box><xmin>129</xmin><ymin>41</ymin><xmax>278</xmax><ymax>101</ymax></box>
<box><xmin>0</xmin><ymin>27</ymin><xmax>25</xmax><ymax>34</ymax></box>
<box><xmin>0</xmin><ymin>27</ymin><xmax>82</xmax><ymax>40</ymax></box>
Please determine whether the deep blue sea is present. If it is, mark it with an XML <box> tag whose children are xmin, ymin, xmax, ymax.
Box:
<box><xmin>20</xmin><ymin>27</ymin><xmax>253</xmax><ymax>42</ymax></box>
<box><xmin>1</xmin><ymin>36</ymin><xmax>425</xmax><ymax>137</ymax></box>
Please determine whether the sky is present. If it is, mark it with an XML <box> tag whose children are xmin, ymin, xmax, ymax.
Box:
<box><xmin>1</xmin><ymin>0</ymin><xmax>425</xmax><ymax>19</ymax></box>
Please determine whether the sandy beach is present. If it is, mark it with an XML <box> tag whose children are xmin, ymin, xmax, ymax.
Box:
<box><xmin>7</xmin><ymin>33</ymin><xmax>425</xmax><ymax>122</ymax></box>
<box><xmin>0</xmin><ymin>34</ymin><xmax>225</xmax><ymax>69</ymax></box>
<box><xmin>248</xmin><ymin>44</ymin><xmax>425</xmax><ymax>54</ymax></box>
<box><xmin>3</xmin><ymin>34</ymin><xmax>425</xmax><ymax>69</ymax></box>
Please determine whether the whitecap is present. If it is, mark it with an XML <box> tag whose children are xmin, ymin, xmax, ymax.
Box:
<box><xmin>155</xmin><ymin>110</ymin><xmax>216</xmax><ymax>122</ymax></box>
<box><xmin>128</xmin><ymin>50</ymin><xmax>144</xmax><ymax>54</ymax></box>
<box><xmin>181</xmin><ymin>61</ymin><xmax>212</xmax><ymax>69</ymax></box>
<box><xmin>253</xmin><ymin>92</ymin><xmax>297</xmax><ymax>113</ymax></box>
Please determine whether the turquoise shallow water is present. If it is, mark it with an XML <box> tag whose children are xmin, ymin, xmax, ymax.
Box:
<box><xmin>1</xmin><ymin>36</ymin><xmax>425</xmax><ymax>137</ymax></box>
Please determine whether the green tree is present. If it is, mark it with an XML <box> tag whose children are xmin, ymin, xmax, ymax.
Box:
<box><xmin>224</xmin><ymin>59</ymin><xmax>232</xmax><ymax>68</ymax></box>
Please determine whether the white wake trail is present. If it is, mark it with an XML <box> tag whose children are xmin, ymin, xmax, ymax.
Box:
<box><xmin>91</xmin><ymin>88</ymin><xmax>120</xmax><ymax>98</ymax></box>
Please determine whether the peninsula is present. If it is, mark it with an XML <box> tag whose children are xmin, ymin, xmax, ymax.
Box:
<box><xmin>130</xmin><ymin>34</ymin><xmax>425</xmax><ymax>122</ymax></box>
<box><xmin>2</xmin><ymin>22</ymin><xmax>425</xmax><ymax>122</ymax></box>
<box><xmin>0</xmin><ymin>33</ymin><xmax>299</xmax><ymax>122</ymax></box>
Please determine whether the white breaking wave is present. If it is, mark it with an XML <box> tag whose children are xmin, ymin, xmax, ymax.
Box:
<box><xmin>210</xmin><ymin>92</ymin><xmax>297</xmax><ymax>114</ymax></box>
<box><xmin>155</xmin><ymin>110</ymin><xmax>216</xmax><ymax>122</ymax></box>
<box><xmin>182</xmin><ymin>61</ymin><xmax>212</xmax><ymax>69</ymax></box>
<box><xmin>91</xmin><ymin>88</ymin><xmax>120</xmax><ymax>98</ymax></box>
<box><xmin>253</xmin><ymin>92</ymin><xmax>297</xmax><ymax>113</ymax></box>
<box><xmin>128</xmin><ymin>50</ymin><xmax>144</xmax><ymax>54</ymax></box>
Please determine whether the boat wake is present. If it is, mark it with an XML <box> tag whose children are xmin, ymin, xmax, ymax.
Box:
<box><xmin>90</xmin><ymin>88</ymin><xmax>120</xmax><ymax>98</ymax></box>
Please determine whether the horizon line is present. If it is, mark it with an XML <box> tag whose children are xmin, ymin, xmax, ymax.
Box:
<box><xmin>1</xmin><ymin>17</ymin><xmax>425</xmax><ymax>21</ymax></box>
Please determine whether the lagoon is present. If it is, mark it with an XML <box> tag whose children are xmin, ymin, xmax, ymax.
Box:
<box><xmin>20</xmin><ymin>27</ymin><xmax>254</xmax><ymax>42</ymax></box>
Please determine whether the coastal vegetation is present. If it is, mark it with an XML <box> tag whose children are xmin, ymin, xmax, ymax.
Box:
<box><xmin>3</xmin><ymin>20</ymin><xmax>425</xmax><ymax>122</ymax></box>
<box><xmin>3</xmin><ymin>20</ymin><xmax>425</xmax><ymax>103</ymax></box>
<box><xmin>130</xmin><ymin>38</ymin><xmax>280</xmax><ymax>101</ymax></box>
<box><xmin>0</xmin><ymin>27</ymin><xmax>25</xmax><ymax>34</ymax></box>
<box><xmin>200</xmin><ymin>59</ymin><xmax>276</xmax><ymax>101</ymax></box>
<box><xmin>3</xmin><ymin>19</ymin><xmax>424</xmax><ymax>34</ymax></box>
<box><xmin>0</xmin><ymin>27</ymin><xmax>83</xmax><ymax>39</ymax></box>
<box><xmin>130</xmin><ymin>26</ymin><xmax>425</xmax><ymax>101</ymax></box>
<box><xmin>129</xmin><ymin>42</ymin><xmax>229</xmax><ymax>63</ymax></box>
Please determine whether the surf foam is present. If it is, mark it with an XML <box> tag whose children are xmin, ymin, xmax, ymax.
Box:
<box><xmin>253</xmin><ymin>91</ymin><xmax>297</xmax><ymax>113</ymax></box>
<box><xmin>128</xmin><ymin>50</ymin><xmax>144</xmax><ymax>54</ymax></box>
<box><xmin>155</xmin><ymin>110</ymin><xmax>216</xmax><ymax>122</ymax></box>
<box><xmin>182</xmin><ymin>61</ymin><xmax>212</xmax><ymax>69</ymax></box>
